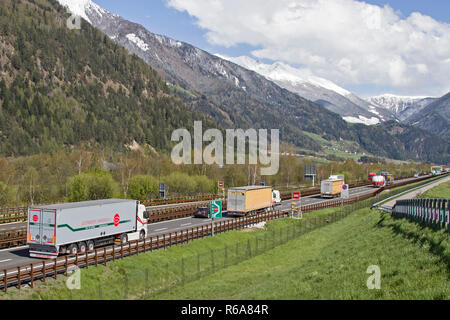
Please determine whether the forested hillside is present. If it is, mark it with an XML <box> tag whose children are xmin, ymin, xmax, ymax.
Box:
<box><xmin>0</xmin><ymin>0</ymin><xmax>215</xmax><ymax>156</ymax></box>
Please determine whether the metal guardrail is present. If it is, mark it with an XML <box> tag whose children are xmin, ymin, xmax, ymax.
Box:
<box><xmin>393</xmin><ymin>199</ymin><xmax>450</xmax><ymax>231</ymax></box>
<box><xmin>141</xmin><ymin>194</ymin><xmax>219</xmax><ymax>207</ymax></box>
<box><xmin>0</xmin><ymin>207</ymin><xmax>28</xmax><ymax>224</ymax></box>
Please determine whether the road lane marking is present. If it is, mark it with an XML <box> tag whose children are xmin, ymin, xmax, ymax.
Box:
<box><xmin>0</xmin><ymin>259</ymin><xmax>12</xmax><ymax>263</ymax></box>
<box><xmin>154</xmin><ymin>228</ymin><xmax>168</xmax><ymax>232</ymax></box>
<box><xmin>181</xmin><ymin>223</ymin><xmax>192</xmax><ymax>227</ymax></box>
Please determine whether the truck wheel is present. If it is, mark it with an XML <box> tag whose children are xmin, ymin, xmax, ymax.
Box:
<box><xmin>120</xmin><ymin>233</ymin><xmax>128</xmax><ymax>244</ymax></box>
<box><xmin>78</xmin><ymin>242</ymin><xmax>87</xmax><ymax>253</ymax></box>
<box><xmin>139</xmin><ymin>230</ymin><xmax>146</xmax><ymax>239</ymax></box>
<box><xmin>68</xmin><ymin>243</ymin><xmax>78</xmax><ymax>255</ymax></box>
<box><xmin>87</xmin><ymin>240</ymin><xmax>94</xmax><ymax>251</ymax></box>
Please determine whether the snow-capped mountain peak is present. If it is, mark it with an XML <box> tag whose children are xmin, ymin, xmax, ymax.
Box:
<box><xmin>216</xmin><ymin>55</ymin><xmax>398</xmax><ymax>125</ymax></box>
<box><xmin>367</xmin><ymin>94</ymin><xmax>435</xmax><ymax>120</ymax></box>
<box><xmin>57</xmin><ymin>0</ymin><xmax>93</xmax><ymax>22</ymax></box>
<box><xmin>57</xmin><ymin>0</ymin><xmax>109</xmax><ymax>24</ymax></box>
<box><xmin>217</xmin><ymin>55</ymin><xmax>351</xmax><ymax>97</ymax></box>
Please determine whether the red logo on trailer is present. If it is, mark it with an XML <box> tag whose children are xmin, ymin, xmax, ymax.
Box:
<box><xmin>32</xmin><ymin>215</ymin><xmax>39</xmax><ymax>222</ymax></box>
<box><xmin>114</xmin><ymin>214</ymin><xmax>120</xmax><ymax>227</ymax></box>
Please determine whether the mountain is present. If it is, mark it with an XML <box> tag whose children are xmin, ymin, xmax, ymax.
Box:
<box><xmin>405</xmin><ymin>92</ymin><xmax>450</xmax><ymax>142</ymax></box>
<box><xmin>0</xmin><ymin>0</ymin><xmax>214</xmax><ymax>156</ymax></box>
<box><xmin>54</xmin><ymin>0</ymin><xmax>449</xmax><ymax>164</ymax></box>
<box><xmin>63</xmin><ymin>0</ymin><xmax>367</xmax><ymax>152</ymax></box>
<box><xmin>368</xmin><ymin>94</ymin><xmax>436</xmax><ymax>121</ymax></box>
<box><xmin>216</xmin><ymin>55</ymin><xmax>396</xmax><ymax>126</ymax></box>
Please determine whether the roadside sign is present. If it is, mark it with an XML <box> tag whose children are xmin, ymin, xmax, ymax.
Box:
<box><xmin>159</xmin><ymin>183</ymin><xmax>166</xmax><ymax>198</ymax></box>
<box><xmin>292</xmin><ymin>192</ymin><xmax>300</xmax><ymax>200</ymax></box>
<box><xmin>210</xmin><ymin>200</ymin><xmax>222</xmax><ymax>219</ymax></box>
<box><xmin>341</xmin><ymin>184</ymin><xmax>349</xmax><ymax>199</ymax></box>
<box><xmin>218</xmin><ymin>181</ymin><xmax>224</xmax><ymax>188</ymax></box>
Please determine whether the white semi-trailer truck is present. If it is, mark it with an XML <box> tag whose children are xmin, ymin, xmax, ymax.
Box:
<box><xmin>27</xmin><ymin>199</ymin><xmax>149</xmax><ymax>259</ymax></box>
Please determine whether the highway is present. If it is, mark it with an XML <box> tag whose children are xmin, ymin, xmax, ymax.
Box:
<box><xmin>0</xmin><ymin>175</ymin><xmax>434</xmax><ymax>272</ymax></box>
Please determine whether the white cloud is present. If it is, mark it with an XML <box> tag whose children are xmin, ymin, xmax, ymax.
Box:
<box><xmin>167</xmin><ymin>0</ymin><xmax>450</xmax><ymax>96</ymax></box>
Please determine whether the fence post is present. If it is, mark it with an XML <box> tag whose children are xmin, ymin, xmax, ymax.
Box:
<box><xmin>145</xmin><ymin>268</ymin><xmax>149</xmax><ymax>298</ymax></box>
<box><xmin>43</xmin><ymin>261</ymin><xmax>46</xmax><ymax>282</ymax></box>
<box><xmin>3</xmin><ymin>269</ymin><xmax>6</xmax><ymax>293</ymax></box>
<box><xmin>181</xmin><ymin>258</ymin><xmax>185</xmax><ymax>285</ymax></box>
<box><xmin>124</xmin><ymin>274</ymin><xmax>128</xmax><ymax>299</ymax></box>
<box><xmin>65</xmin><ymin>256</ymin><xmax>68</xmax><ymax>276</ymax></box>
<box><xmin>17</xmin><ymin>266</ymin><xmax>20</xmax><ymax>289</ymax></box>
<box><xmin>225</xmin><ymin>245</ymin><xmax>228</xmax><ymax>267</ymax></box>
<box><xmin>165</xmin><ymin>263</ymin><xmax>169</xmax><ymax>292</ymax></box>
<box><xmin>98</xmin><ymin>282</ymin><xmax>102</xmax><ymax>300</ymax></box>
<box><xmin>30</xmin><ymin>264</ymin><xmax>34</xmax><ymax>289</ymax></box>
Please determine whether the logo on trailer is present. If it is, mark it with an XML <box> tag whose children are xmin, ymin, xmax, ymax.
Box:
<box><xmin>114</xmin><ymin>214</ymin><xmax>120</xmax><ymax>227</ymax></box>
<box><xmin>32</xmin><ymin>215</ymin><xmax>39</xmax><ymax>222</ymax></box>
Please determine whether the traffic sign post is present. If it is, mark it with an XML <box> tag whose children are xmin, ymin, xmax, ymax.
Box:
<box><xmin>159</xmin><ymin>183</ymin><xmax>166</xmax><ymax>198</ymax></box>
<box><xmin>304</xmin><ymin>165</ymin><xmax>317</xmax><ymax>187</ymax></box>
<box><xmin>210</xmin><ymin>200</ymin><xmax>222</xmax><ymax>237</ymax></box>
<box><xmin>341</xmin><ymin>184</ymin><xmax>349</xmax><ymax>200</ymax></box>
<box><xmin>218</xmin><ymin>181</ymin><xmax>224</xmax><ymax>197</ymax></box>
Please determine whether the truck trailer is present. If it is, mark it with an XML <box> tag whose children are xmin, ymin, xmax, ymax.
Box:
<box><xmin>27</xmin><ymin>199</ymin><xmax>149</xmax><ymax>259</ymax></box>
<box><xmin>381</xmin><ymin>172</ymin><xmax>394</xmax><ymax>185</ymax></box>
<box><xmin>227</xmin><ymin>186</ymin><xmax>273</xmax><ymax>215</ymax></box>
<box><xmin>371</xmin><ymin>175</ymin><xmax>386</xmax><ymax>188</ymax></box>
<box><xmin>321</xmin><ymin>176</ymin><xmax>344</xmax><ymax>198</ymax></box>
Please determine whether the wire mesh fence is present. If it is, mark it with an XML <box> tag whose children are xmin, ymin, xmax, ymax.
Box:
<box><xmin>60</xmin><ymin>198</ymin><xmax>383</xmax><ymax>300</ymax></box>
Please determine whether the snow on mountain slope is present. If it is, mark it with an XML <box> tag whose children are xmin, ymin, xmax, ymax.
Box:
<box><xmin>57</xmin><ymin>0</ymin><xmax>112</xmax><ymax>24</ymax></box>
<box><xmin>217</xmin><ymin>55</ymin><xmax>396</xmax><ymax>125</ymax></box>
<box><xmin>217</xmin><ymin>55</ymin><xmax>351</xmax><ymax>96</ymax></box>
<box><xmin>367</xmin><ymin>94</ymin><xmax>435</xmax><ymax>121</ymax></box>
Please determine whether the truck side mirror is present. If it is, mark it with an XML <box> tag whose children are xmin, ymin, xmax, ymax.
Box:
<box><xmin>143</xmin><ymin>211</ymin><xmax>149</xmax><ymax>219</ymax></box>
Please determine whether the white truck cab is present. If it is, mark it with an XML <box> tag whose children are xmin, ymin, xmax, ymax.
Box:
<box><xmin>272</xmin><ymin>190</ymin><xmax>281</xmax><ymax>206</ymax></box>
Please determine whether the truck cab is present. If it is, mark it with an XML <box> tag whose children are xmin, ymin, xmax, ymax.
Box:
<box><xmin>272</xmin><ymin>190</ymin><xmax>281</xmax><ymax>206</ymax></box>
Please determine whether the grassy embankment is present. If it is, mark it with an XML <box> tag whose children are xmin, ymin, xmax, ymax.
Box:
<box><xmin>416</xmin><ymin>180</ymin><xmax>450</xmax><ymax>199</ymax></box>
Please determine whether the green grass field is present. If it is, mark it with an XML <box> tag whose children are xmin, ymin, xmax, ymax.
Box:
<box><xmin>150</xmin><ymin>208</ymin><xmax>449</xmax><ymax>300</ymax></box>
<box><xmin>417</xmin><ymin>181</ymin><xmax>450</xmax><ymax>199</ymax></box>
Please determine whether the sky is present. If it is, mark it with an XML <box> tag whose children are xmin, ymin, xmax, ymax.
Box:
<box><xmin>94</xmin><ymin>0</ymin><xmax>450</xmax><ymax>98</ymax></box>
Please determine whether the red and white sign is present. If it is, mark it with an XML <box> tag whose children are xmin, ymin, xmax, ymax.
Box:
<box><xmin>32</xmin><ymin>214</ymin><xmax>39</xmax><ymax>222</ymax></box>
<box><xmin>292</xmin><ymin>192</ymin><xmax>300</xmax><ymax>200</ymax></box>
<box><xmin>218</xmin><ymin>181</ymin><xmax>224</xmax><ymax>188</ymax></box>
<box><xmin>114</xmin><ymin>214</ymin><xmax>120</xmax><ymax>227</ymax></box>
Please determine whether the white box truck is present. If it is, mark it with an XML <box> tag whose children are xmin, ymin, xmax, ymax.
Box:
<box><xmin>27</xmin><ymin>199</ymin><xmax>149</xmax><ymax>259</ymax></box>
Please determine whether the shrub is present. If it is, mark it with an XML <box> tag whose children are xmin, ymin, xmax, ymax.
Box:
<box><xmin>67</xmin><ymin>171</ymin><xmax>119</xmax><ymax>202</ymax></box>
